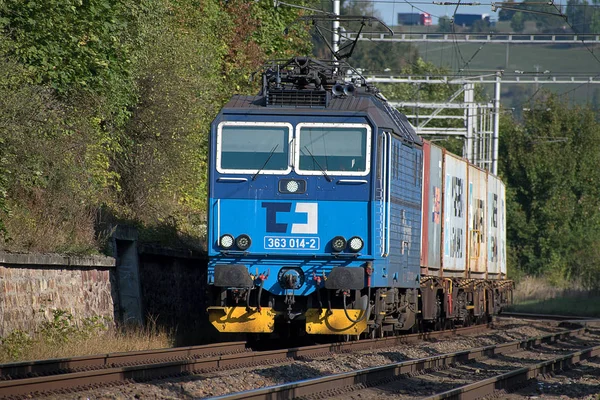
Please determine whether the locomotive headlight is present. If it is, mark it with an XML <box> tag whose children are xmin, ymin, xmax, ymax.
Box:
<box><xmin>348</xmin><ymin>236</ymin><xmax>364</xmax><ymax>252</ymax></box>
<box><xmin>235</xmin><ymin>234</ymin><xmax>252</xmax><ymax>250</ymax></box>
<box><xmin>331</xmin><ymin>236</ymin><xmax>347</xmax><ymax>252</ymax></box>
<box><xmin>278</xmin><ymin>179</ymin><xmax>306</xmax><ymax>194</ymax></box>
<box><xmin>286</xmin><ymin>180</ymin><xmax>299</xmax><ymax>193</ymax></box>
<box><xmin>219</xmin><ymin>234</ymin><xmax>234</xmax><ymax>249</ymax></box>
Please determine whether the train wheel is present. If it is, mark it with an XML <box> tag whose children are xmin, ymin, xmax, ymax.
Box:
<box><xmin>370</xmin><ymin>325</ymin><xmax>383</xmax><ymax>339</ymax></box>
<box><xmin>463</xmin><ymin>315</ymin><xmax>471</xmax><ymax>327</ymax></box>
<box><xmin>369</xmin><ymin>327</ymin><xmax>377</xmax><ymax>339</ymax></box>
<box><xmin>341</xmin><ymin>334</ymin><xmax>359</xmax><ymax>342</ymax></box>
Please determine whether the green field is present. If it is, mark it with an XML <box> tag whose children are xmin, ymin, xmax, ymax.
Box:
<box><xmin>415</xmin><ymin>42</ymin><xmax>600</xmax><ymax>75</ymax></box>
<box><xmin>507</xmin><ymin>297</ymin><xmax>600</xmax><ymax>317</ymax></box>
<box><xmin>374</xmin><ymin>21</ymin><xmax>600</xmax><ymax>105</ymax></box>
<box><xmin>413</xmin><ymin>42</ymin><xmax>599</xmax><ymax>106</ymax></box>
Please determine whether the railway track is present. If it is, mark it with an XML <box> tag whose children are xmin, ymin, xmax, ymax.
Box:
<box><xmin>0</xmin><ymin>324</ymin><xmax>490</xmax><ymax>398</ymax></box>
<box><xmin>211</xmin><ymin>325</ymin><xmax>599</xmax><ymax>400</ymax></box>
<box><xmin>500</xmin><ymin>311</ymin><xmax>597</xmax><ymax>321</ymax></box>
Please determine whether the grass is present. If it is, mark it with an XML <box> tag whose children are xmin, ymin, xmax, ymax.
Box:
<box><xmin>507</xmin><ymin>276</ymin><xmax>600</xmax><ymax>317</ymax></box>
<box><xmin>382</xmin><ymin>21</ymin><xmax>600</xmax><ymax>77</ymax></box>
<box><xmin>416</xmin><ymin>43</ymin><xmax>600</xmax><ymax>75</ymax></box>
<box><xmin>0</xmin><ymin>310</ymin><xmax>174</xmax><ymax>363</ymax></box>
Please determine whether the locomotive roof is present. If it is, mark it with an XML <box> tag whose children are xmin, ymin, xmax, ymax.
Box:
<box><xmin>221</xmin><ymin>91</ymin><xmax>422</xmax><ymax>146</ymax></box>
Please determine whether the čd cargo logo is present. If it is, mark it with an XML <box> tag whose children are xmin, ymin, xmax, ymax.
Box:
<box><xmin>261</xmin><ymin>202</ymin><xmax>318</xmax><ymax>234</ymax></box>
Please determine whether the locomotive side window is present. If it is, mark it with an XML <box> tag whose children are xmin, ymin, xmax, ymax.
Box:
<box><xmin>217</xmin><ymin>122</ymin><xmax>292</xmax><ymax>175</ymax></box>
<box><xmin>295</xmin><ymin>123</ymin><xmax>371</xmax><ymax>176</ymax></box>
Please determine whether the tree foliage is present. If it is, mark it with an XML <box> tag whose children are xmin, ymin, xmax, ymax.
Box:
<box><xmin>378</xmin><ymin>59</ymin><xmax>483</xmax><ymax>155</ymax></box>
<box><xmin>566</xmin><ymin>0</ymin><xmax>600</xmax><ymax>34</ymax></box>
<box><xmin>338</xmin><ymin>0</ymin><xmax>419</xmax><ymax>73</ymax></box>
<box><xmin>500</xmin><ymin>95</ymin><xmax>600</xmax><ymax>288</ymax></box>
<box><xmin>499</xmin><ymin>0</ymin><xmax>569</xmax><ymax>32</ymax></box>
<box><xmin>0</xmin><ymin>0</ymin><xmax>312</xmax><ymax>252</ymax></box>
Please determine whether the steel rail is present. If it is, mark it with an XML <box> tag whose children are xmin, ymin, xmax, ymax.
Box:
<box><xmin>422</xmin><ymin>344</ymin><xmax>600</xmax><ymax>399</ymax></box>
<box><xmin>0</xmin><ymin>341</ymin><xmax>248</xmax><ymax>379</ymax></box>
<box><xmin>499</xmin><ymin>311</ymin><xmax>597</xmax><ymax>321</ymax></box>
<box><xmin>209</xmin><ymin>327</ymin><xmax>588</xmax><ymax>400</ymax></box>
<box><xmin>0</xmin><ymin>324</ymin><xmax>489</xmax><ymax>379</ymax></box>
<box><xmin>0</xmin><ymin>324</ymin><xmax>489</xmax><ymax>398</ymax></box>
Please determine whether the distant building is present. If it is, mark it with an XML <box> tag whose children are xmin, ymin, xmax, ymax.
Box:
<box><xmin>397</xmin><ymin>12</ymin><xmax>432</xmax><ymax>26</ymax></box>
<box><xmin>453</xmin><ymin>13</ymin><xmax>490</xmax><ymax>27</ymax></box>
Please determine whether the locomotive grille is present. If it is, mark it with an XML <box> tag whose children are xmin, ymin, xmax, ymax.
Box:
<box><xmin>266</xmin><ymin>89</ymin><xmax>328</xmax><ymax>108</ymax></box>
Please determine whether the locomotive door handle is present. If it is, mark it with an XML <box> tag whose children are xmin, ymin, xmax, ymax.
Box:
<box><xmin>385</xmin><ymin>131</ymin><xmax>392</xmax><ymax>257</ymax></box>
<box><xmin>381</xmin><ymin>131</ymin><xmax>387</xmax><ymax>257</ymax></box>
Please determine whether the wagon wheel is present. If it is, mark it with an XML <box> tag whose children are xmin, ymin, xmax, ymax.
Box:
<box><xmin>370</xmin><ymin>325</ymin><xmax>384</xmax><ymax>339</ymax></box>
<box><xmin>341</xmin><ymin>334</ymin><xmax>359</xmax><ymax>342</ymax></box>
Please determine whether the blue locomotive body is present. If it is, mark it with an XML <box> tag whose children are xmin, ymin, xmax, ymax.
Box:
<box><xmin>206</xmin><ymin>58</ymin><xmax>511</xmax><ymax>336</ymax></box>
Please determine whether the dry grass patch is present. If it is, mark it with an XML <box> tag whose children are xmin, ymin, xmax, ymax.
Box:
<box><xmin>510</xmin><ymin>276</ymin><xmax>600</xmax><ymax>317</ymax></box>
<box><xmin>0</xmin><ymin>310</ymin><xmax>173</xmax><ymax>364</ymax></box>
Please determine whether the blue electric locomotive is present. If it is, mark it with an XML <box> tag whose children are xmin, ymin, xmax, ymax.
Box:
<box><xmin>206</xmin><ymin>58</ymin><xmax>511</xmax><ymax>337</ymax></box>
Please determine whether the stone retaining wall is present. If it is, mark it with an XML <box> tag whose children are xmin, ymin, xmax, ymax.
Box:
<box><xmin>0</xmin><ymin>253</ymin><xmax>116</xmax><ymax>337</ymax></box>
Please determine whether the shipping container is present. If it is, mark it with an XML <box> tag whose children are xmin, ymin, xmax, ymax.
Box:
<box><xmin>498</xmin><ymin>180</ymin><xmax>507</xmax><ymax>278</ymax></box>
<box><xmin>486</xmin><ymin>174</ymin><xmax>501</xmax><ymax>276</ymax></box>
<box><xmin>420</xmin><ymin>141</ymin><xmax>443</xmax><ymax>275</ymax></box>
<box><xmin>442</xmin><ymin>152</ymin><xmax>468</xmax><ymax>276</ymax></box>
<box><xmin>468</xmin><ymin>165</ymin><xmax>487</xmax><ymax>276</ymax></box>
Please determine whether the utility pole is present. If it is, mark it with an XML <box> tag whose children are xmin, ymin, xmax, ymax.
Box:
<box><xmin>464</xmin><ymin>83</ymin><xmax>476</xmax><ymax>164</ymax></box>
<box><xmin>492</xmin><ymin>71</ymin><xmax>501</xmax><ymax>175</ymax></box>
<box><xmin>533</xmin><ymin>64</ymin><xmax>540</xmax><ymax>91</ymax></box>
<box><xmin>333</xmin><ymin>0</ymin><xmax>340</xmax><ymax>57</ymax></box>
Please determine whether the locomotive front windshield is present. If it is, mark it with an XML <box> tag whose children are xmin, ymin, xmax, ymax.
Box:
<box><xmin>216</xmin><ymin>121</ymin><xmax>370</xmax><ymax>176</ymax></box>
<box><xmin>297</xmin><ymin>124</ymin><xmax>368</xmax><ymax>174</ymax></box>
<box><xmin>217</xmin><ymin>122</ymin><xmax>291</xmax><ymax>174</ymax></box>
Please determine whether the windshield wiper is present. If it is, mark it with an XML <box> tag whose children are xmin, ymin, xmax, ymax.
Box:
<box><xmin>252</xmin><ymin>144</ymin><xmax>279</xmax><ymax>181</ymax></box>
<box><xmin>302</xmin><ymin>146</ymin><xmax>332</xmax><ymax>182</ymax></box>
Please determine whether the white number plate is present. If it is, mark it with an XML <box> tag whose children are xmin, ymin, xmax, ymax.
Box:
<box><xmin>264</xmin><ymin>236</ymin><xmax>320</xmax><ymax>250</ymax></box>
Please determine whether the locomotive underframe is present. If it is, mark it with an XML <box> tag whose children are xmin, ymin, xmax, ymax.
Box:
<box><xmin>207</xmin><ymin>276</ymin><xmax>513</xmax><ymax>337</ymax></box>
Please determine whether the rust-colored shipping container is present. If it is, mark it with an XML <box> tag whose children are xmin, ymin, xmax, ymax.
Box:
<box><xmin>468</xmin><ymin>165</ymin><xmax>487</xmax><ymax>277</ymax></box>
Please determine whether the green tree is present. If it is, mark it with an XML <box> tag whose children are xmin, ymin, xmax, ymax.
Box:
<box><xmin>498</xmin><ymin>0</ymin><xmax>567</xmax><ymax>33</ymax></box>
<box><xmin>111</xmin><ymin>0</ymin><xmax>312</xmax><ymax>243</ymax></box>
<box><xmin>511</xmin><ymin>12</ymin><xmax>525</xmax><ymax>32</ymax></box>
<box><xmin>340</xmin><ymin>0</ymin><xmax>419</xmax><ymax>72</ymax></box>
<box><xmin>566</xmin><ymin>0</ymin><xmax>600</xmax><ymax>34</ymax></box>
<box><xmin>0</xmin><ymin>0</ymin><xmax>314</xmax><ymax>252</ymax></box>
<box><xmin>499</xmin><ymin>0</ymin><xmax>517</xmax><ymax>21</ymax></box>
<box><xmin>500</xmin><ymin>95</ymin><xmax>600</xmax><ymax>287</ymax></box>
<box><xmin>471</xmin><ymin>19</ymin><xmax>491</xmax><ymax>33</ymax></box>
<box><xmin>438</xmin><ymin>16</ymin><xmax>452</xmax><ymax>32</ymax></box>
<box><xmin>377</xmin><ymin>58</ymin><xmax>473</xmax><ymax>155</ymax></box>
